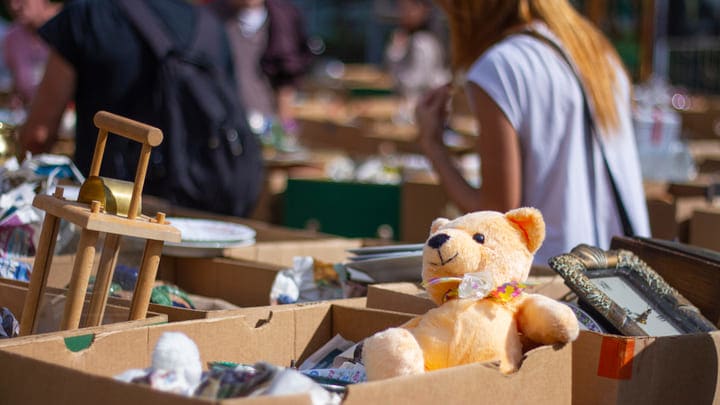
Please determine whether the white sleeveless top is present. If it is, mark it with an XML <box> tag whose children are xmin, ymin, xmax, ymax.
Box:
<box><xmin>466</xmin><ymin>24</ymin><xmax>650</xmax><ymax>266</ymax></box>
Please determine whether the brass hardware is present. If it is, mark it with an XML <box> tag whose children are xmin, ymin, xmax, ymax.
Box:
<box><xmin>570</xmin><ymin>244</ymin><xmax>619</xmax><ymax>269</ymax></box>
<box><xmin>77</xmin><ymin>175</ymin><xmax>141</xmax><ymax>217</ymax></box>
<box><xmin>0</xmin><ymin>121</ymin><xmax>17</xmax><ymax>159</ymax></box>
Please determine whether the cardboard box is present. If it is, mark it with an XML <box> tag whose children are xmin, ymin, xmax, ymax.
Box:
<box><xmin>366</xmin><ymin>274</ymin><xmax>571</xmax><ymax>315</ymax></box>
<box><xmin>17</xmin><ymin>253</ymin><xmax>85</xmax><ymax>290</ymax></box>
<box><xmin>142</xmin><ymin>193</ymin><xmax>366</xmax><ymax>267</ymax></box>
<box><xmin>570</xmin><ymin>238</ymin><xmax>720</xmax><ymax>404</ymax></box>
<box><xmin>19</xmin><ymin>251</ymin><xmax>359</xmax><ymax>319</ymax></box>
<box><xmin>366</xmin><ymin>282</ymin><xmax>435</xmax><ymax>314</ymax></box>
<box><xmin>0</xmin><ymin>281</ymin><xmax>167</xmax><ymax>341</ymax></box>
<box><xmin>156</xmin><ymin>256</ymin><xmax>286</xmax><ymax>308</ymax></box>
<box><xmin>284</xmin><ymin>179</ymin><xmax>450</xmax><ymax>243</ymax></box>
<box><xmin>689</xmin><ymin>207</ymin><xmax>720</xmax><ymax>253</ymax></box>
<box><xmin>0</xmin><ymin>302</ymin><xmax>571</xmax><ymax>404</ymax></box>
<box><xmin>222</xmin><ymin>238</ymin><xmax>362</xmax><ymax>267</ymax></box>
<box><xmin>572</xmin><ymin>330</ymin><xmax>720</xmax><ymax>404</ymax></box>
<box><xmin>364</xmin><ymin>271</ymin><xmax>720</xmax><ymax>404</ymax></box>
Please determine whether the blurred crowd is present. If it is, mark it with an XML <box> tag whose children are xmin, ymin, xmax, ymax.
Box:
<box><xmin>4</xmin><ymin>0</ymin><xmax>708</xmax><ymax>262</ymax></box>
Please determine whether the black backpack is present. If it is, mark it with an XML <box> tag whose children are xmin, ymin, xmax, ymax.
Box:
<box><xmin>116</xmin><ymin>0</ymin><xmax>263</xmax><ymax>217</ymax></box>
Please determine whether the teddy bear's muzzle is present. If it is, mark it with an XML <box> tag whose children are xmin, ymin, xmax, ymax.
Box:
<box><xmin>426</xmin><ymin>233</ymin><xmax>458</xmax><ymax>266</ymax></box>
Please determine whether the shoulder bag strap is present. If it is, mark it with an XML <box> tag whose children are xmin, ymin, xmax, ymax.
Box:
<box><xmin>520</xmin><ymin>29</ymin><xmax>635</xmax><ymax>237</ymax></box>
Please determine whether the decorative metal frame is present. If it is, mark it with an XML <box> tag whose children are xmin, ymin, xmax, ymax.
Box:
<box><xmin>549</xmin><ymin>244</ymin><xmax>717</xmax><ymax>336</ymax></box>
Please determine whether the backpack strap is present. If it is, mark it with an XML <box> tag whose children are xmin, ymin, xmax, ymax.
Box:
<box><xmin>117</xmin><ymin>0</ymin><xmax>222</xmax><ymax>63</ymax></box>
<box><xmin>115</xmin><ymin>0</ymin><xmax>174</xmax><ymax>58</ymax></box>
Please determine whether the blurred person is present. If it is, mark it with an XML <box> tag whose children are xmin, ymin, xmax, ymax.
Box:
<box><xmin>385</xmin><ymin>0</ymin><xmax>449</xmax><ymax>122</ymax></box>
<box><xmin>18</xmin><ymin>0</ymin><xmax>263</xmax><ymax>216</ymax></box>
<box><xmin>209</xmin><ymin>0</ymin><xmax>313</xmax><ymax>128</ymax></box>
<box><xmin>416</xmin><ymin>0</ymin><xmax>650</xmax><ymax>265</ymax></box>
<box><xmin>2</xmin><ymin>0</ymin><xmax>60</xmax><ymax>107</ymax></box>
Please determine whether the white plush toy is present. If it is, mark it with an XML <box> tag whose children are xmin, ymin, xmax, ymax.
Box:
<box><xmin>116</xmin><ymin>332</ymin><xmax>202</xmax><ymax>396</ymax></box>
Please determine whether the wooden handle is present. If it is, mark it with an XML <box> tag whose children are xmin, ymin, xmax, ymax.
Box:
<box><xmin>93</xmin><ymin>111</ymin><xmax>163</xmax><ymax>147</ymax></box>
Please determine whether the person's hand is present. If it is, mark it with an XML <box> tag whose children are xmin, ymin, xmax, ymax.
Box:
<box><xmin>415</xmin><ymin>83</ymin><xmax>452</xmax><ymax>153</ymax></box>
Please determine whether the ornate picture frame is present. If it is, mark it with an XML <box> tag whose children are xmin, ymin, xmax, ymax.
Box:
<box><xmin>549</xmin><ymin>244</ymin><xmax>717</xmax><ymax>336</ymax></box>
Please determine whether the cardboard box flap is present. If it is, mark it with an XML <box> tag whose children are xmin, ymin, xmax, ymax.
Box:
<box><xmin>0</xmin><ymin>348</ymin><xmax>317</xmax><ymax>405</ymax></box>
<box><xmin>366</xmin><ymin>282</ymin><xmax>436</xmax><ymax>315</ymax></box>
<box><xmin>147</xmin><ymin>310</ymin><xmax>298</xmax><ymax>369</ymax></box>
<box><xmin>1</xmin><ymin>311</ymin><xmax>287</xmax><ymax>376</ymax></box>
<box><xmin>344</xmin><ymin>344</ymin><xmax>572</xmax><ymax>405</ymax></box>
<box><xmin>0</xmin><ymin>281</ymin><xmax>167</xmax><ymax>343</ymax></box>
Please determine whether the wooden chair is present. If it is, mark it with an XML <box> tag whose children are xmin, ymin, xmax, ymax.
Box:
<box><xmin>19</xmin><ymin>111</ymin><xmax>181</xmax><ymax>335</ymax></box>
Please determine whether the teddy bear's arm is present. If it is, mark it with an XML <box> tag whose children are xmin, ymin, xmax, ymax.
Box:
<box><xmin>516</xmin><ymin>294</ymin><xmax>580</xmax><ymax>345</ymax></box>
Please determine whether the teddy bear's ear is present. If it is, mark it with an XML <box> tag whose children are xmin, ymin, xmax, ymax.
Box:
<box><xmin>430</xmin><ymin>217</ymin><xmax>450</xmax><ymax>234</ymax></box>
<box><xmin>505</xmin><ymin>207</ymin><xmax>546</xmax><ymax>253</ymax></box>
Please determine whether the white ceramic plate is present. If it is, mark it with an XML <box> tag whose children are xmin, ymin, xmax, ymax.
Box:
<box><xmin>163</xmin><ymin>239</ymin><xmax>256</xmax><ymax>258</ymax></box>
<box><xmin>163</xmin><ymin>217</ymin><xmax>256</xmax><ymax>257</ymax></box>
<box><xmin>165</xmin><ymin>217</ymin><xmax>256</xmax><ymax>246</ymax></box>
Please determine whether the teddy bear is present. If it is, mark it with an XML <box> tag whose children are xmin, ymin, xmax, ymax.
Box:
<box><xmin>362</xmin><ymin>207</ymin><xmax>579</xmax><ymax>379</ymax></box>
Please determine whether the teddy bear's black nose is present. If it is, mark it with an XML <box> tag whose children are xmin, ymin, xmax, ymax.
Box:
<box><xmin>427</xmin><ymin>233</ymin><xmax>450</xmax><ymax>249</ymax></box>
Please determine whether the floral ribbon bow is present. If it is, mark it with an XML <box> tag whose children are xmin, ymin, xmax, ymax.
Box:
<box><xmin>423</xmin><ymin>272</ymin><xmax>529</xmax><ymax>303</ymax></box>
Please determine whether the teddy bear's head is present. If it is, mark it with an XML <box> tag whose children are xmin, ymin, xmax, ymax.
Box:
<box><xmin>421</xmin><ymin>208</ymin><xmax>545</xmax><ymax>305</ymax></box>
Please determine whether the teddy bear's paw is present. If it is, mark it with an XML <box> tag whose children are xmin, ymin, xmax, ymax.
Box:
<box><xmin>548</xmin><ymin>302</ymin><xmax>580</xmax><ymax>343</ymax></box>
<box><xmin>363</xmin><ymin>328</ymin><xmax>424</xmax><ymax>380</ymax></box>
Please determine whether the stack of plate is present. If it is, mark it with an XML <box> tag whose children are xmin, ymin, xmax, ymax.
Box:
<box><xmin>163</xmin><ymin>217</ymin><xmax>256</xmax><ymax>258</ymax></box>
<box><xmin>344</xmin><ymin>243</ymin><xmax>424</xmax><ymax>283</ymax></box>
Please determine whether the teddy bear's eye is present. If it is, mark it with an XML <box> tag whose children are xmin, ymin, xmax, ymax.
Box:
<box><xmin>473</xmin><ymin>233</ymin><xmax>485</xmax><ymax>244</ymax></box>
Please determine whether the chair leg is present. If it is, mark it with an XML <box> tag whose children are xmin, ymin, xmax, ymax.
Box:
<box><xmin>129</xmin><ymin>239</ymin><xmax>164</xmax><ymax>320</ymax></box>
<box><xmin>60</xmin><ymin>229</ymin><xmax>99</xmax><ymax>330</ymax></box>
<box><xmin>86</xmin><ymin>234</ymin><xmax>122</xmax><ymax>327</ymax></box>
<box><xmin>19</xmin><ymin>214</ymin><xmax>61</xmax><ymax>336</ymax></box>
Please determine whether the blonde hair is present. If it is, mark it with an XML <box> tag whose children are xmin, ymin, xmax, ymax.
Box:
<box><xmin>436</xmin><ymin>0</ymin><xmax>624</xmax><ymax>133</ymax></box>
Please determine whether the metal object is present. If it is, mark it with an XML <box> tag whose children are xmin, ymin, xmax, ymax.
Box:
<box><xmin>77</xmin><ymin>175</ymin><xmax>141</xmax><ymax>217</ymax></box>
<box><xmin>0</xmin><ymin>121</ymin><xmax>17</xmax><ymax>158</ymax></box>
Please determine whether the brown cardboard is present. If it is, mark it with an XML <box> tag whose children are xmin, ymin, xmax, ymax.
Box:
<box><xmin>572</xmin><ymin>237</ymin><xmax>720</xmax><ymax>404</ymax></box>
<box><xmin>0</xmin><ymin>302</ymin><xmax>572</xmax><ymax>405</ymax></box>
<box><xmin>679</xmin><ymin>104</ymin><xmax>720</xmax><ymax>139</ymax></box>
<box><xmin>366</xmin><ymin>275</ymin><xmax>571</xmax><ymax>315</ymax></box>
<box><xmin>690</xmin><ymin>207</ymin><xmax>720</xmax><ymax>252</ymax></box>
<box><xmin>366</xmin><ymin>282</ymin><xmax>435</xmax><ymax>314</ymax></box>
<box><xmin>0</xmin><ymin>281</ymin><xmax>167</xmax><ymax>343</ymax></box>
<box><xmin>157</xmin><ymin>256</ymin><xmax>285</xmax><ymax>307</ymax></box>
<box><xmin>400</xmin><ymin>181</ymin><xmax>451</xmax><ymax>243</ymax></box>
<box><xmin>223</xmin><ymin>238</ymin><xmax>362</xmax><ymax>266</ymax></box>
<box><xmin>107</xmin><ymin>293</ymin><xmax>244</xmax><ymax>322</ymax></box>
<box><xmin>646</xmin><ymin>197</ymin><xmax>678</xmax><ymax>240</ymax></box>
<box><xmin>17</xmin><ymin>253</ymin><xmax>86</xmax><ymax>289</ymax></box>
<box><xmin>29</xmin><ymin>253</ymin><xmax>364</xmax><ymax>321</ymax></box>
<box><xmin>572</xmin><ymin>330</ymin><xmax>720</xmax><ymax>405</ymax></box>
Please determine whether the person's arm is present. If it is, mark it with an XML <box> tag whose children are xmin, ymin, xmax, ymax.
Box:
<box><xmin>416</xmin><ymin>83</ymin><xmax>521</xmax><ymax>213</ymax></box>
<box><xmin>466</xmin><ymin>82</ymin><xmax>522</xmax><ymax>211</ymax></box>
<box><xmin>17</xmin><ymin>50</ymin><xmax>75</xmax><ymax>156</ymax></box>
